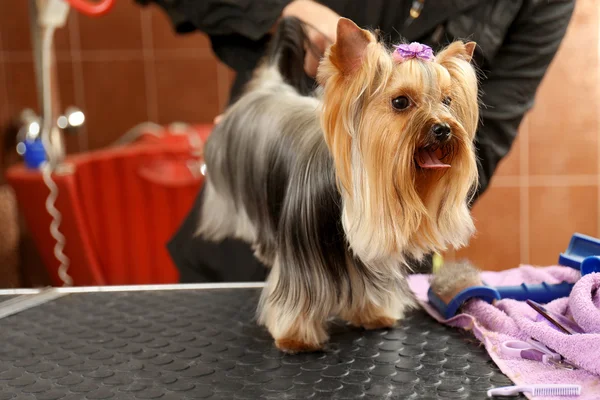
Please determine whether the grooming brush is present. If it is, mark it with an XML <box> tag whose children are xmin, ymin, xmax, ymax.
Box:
<box><xmin>559</xmin><ymin>232</ymin><xmax>600</xmax><ymax>276</ymax></box>
<box><xmin>428</xmin><ymin>261</ymin><xmax>575</xmax><ymax>319</ymax></box>
<box><xmin>487</xmin><ymin>384</ymin><xmax>581</xmax><ymax>397</ymax></box>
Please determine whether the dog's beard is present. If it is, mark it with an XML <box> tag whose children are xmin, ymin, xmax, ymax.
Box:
<box><xmin>411</xmin><ymin>131</ymin><xmax>478</xmax><ymax>257</ymax></box>
<box><xmin>339</xmin><ymin>119</ymin><xmax>477</xmax><ymax>265</ymax></box>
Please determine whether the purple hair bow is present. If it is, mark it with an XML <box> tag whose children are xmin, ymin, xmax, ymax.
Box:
<box><xmin>393</xmin><ymin>42</ymin><xmax>434</xmax><ymax>62</ymax></box>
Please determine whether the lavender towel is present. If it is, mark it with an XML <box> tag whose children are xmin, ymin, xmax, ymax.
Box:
<box><xmin>407</xmin><ymin>266</ymin><xmax>600</xmax><ymax>400</ymax></box>
<box><xmin>569</xmin><ymin>274</ymin><xmax>600</xmax><ymax>334</ymax></box>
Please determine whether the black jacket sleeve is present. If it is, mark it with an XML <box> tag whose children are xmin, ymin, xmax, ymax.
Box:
<box><xmin>473</xmin><ymin>0</ymin><xmax>574</xmax><ymax>199</ymax></box>
<box><xmin>136</xmin><ymin>0</ymin><xmax>292</xmax><ymax>39</ymax></box>
<box><xmin>135</xmin><ymin>0</ymin><xmax>295</xmax><ymax>91</ymax></box>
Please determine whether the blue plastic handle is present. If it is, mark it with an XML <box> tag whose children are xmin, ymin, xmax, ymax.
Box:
<box><xmin>427</xmin><ymin>281</ymin><xmax>574</xmax><ymax>319</ymax></box>
<box><xmin>427</xmin><ymin>285</ymin><xmax>501</xmax><ymax>320</ymax></box>
<box><xmin>494</xmin><ymin>281</ymin><xmax>574</xmax><ymax>303</ymax></box>
<box><xmin>558</xmin><ymin>232</ymin><xmax>600</xmax><ymax>271</ymax></box>
<box><xmin>581</xmin><ymin>256</ymin><xmax>600</xmax><ymax>276</ymax></box>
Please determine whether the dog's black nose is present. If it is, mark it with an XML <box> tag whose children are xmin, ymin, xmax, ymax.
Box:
<box><xmin>431</xmin><ymin>123</ymin><xmax>451</xmax><ymax>142</ymax></box>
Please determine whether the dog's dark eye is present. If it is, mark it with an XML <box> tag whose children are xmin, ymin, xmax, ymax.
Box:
<box><xmin>442</xmin><ymin>96</ymin><xmax>452</xmax><ymax>106</ymax></box>
<box><xmin>391</xmin><ymin>96</ymin><xmax>410</xmax><ymax>110</ymax></box>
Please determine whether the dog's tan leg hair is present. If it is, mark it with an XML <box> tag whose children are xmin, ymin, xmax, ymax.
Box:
<box><xmin>258</xmin><ymin>259</ymin><xmax>330</xmax><ymax>353</ymax></box>
<box><xmin>339</xmin><ymin>260</ymin><xmax>416</xmax><ymax>330</ymax></box>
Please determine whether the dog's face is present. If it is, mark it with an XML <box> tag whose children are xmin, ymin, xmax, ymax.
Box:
<box><xmin>317</xmin><ymin>18</ymin><xmax>479</xmax><ymax>264</ymax></box>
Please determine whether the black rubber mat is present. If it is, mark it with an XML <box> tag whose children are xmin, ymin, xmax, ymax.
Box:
<box><xmin>0</xmin><ymin>288</ymin><xmax>522</xmax><ymax>399</ymax></box>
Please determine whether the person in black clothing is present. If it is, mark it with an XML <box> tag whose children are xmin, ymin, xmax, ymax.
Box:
<box><xmin>136</xmin><ymin>0</ymin><xmax>574</xmax><ymax>283</ymax></box>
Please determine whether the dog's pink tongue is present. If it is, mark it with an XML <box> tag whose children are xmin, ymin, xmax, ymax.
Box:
<box><xmin>417</xmin><ymin>149</ymin><xmax>450</xmax><ymax>169</ymax></box>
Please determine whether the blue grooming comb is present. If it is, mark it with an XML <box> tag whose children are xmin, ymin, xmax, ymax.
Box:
<box><xmin>427</xmin><ymin>285</ymin><xmax>500</xmax><ymax>320</ymax></box>
<box><xmin>428</xmin><ymin>281</ymin><xmax>575</xmax><ymax>320</ymax></box>
<box><xmin>492</xmin><ymin>281</ymin><xmax>575</xmax><ymax>303</ymax></box>
<box><xmin>558</xmin><ymin>232</ymin><xmax>600</xmax><ymax>276</ymax></box>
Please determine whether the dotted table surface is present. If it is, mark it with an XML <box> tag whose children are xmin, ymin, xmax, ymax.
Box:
<box><xmin>0</xmin><ymin>288</ymin><xmax>523</xmax><ymax>399</ymax></box>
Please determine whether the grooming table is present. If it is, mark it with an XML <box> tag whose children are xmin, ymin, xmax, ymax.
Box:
<box><xmin>0</xmin><ymin>284</ymin><xmax>524</xmax><ymax>399</ymax></box>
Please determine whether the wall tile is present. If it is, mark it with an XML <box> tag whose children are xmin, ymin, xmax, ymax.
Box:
<box><xmin>0</xmin><ymin>1</ymin><xmax>33</xmax><ymax>52</ymax></box>
<box><xmin>0</xmin><ymin>60</ymin><xmax>11</xmax><ymax>178</ymax></box>
<box><xmin>0</xmin><ymin>62</ymin><xmax>7</xmax><ymax>126</ymax></box>
<box><xmin>3</xmin><ymin>61</ymin><xmax>39</xmax><ymax>118</ymax></box>
<box><xmin>217</xmin><ymin>62</ymin><xmax>235</xmax><ymax>112</ymax></box>
<box><xmin>228</xmin><ymin>67</ymin><xmax>236</xmax><ymax>84</ymax></box>
<box><xmin>494</xmin><ymin>134</ymin><xmax>520</xmax><ymax>177</ymax></box>
<box><xmin>154</xmin><ymin>58</ymin><xmax>219</xmax><ymax>124</ymax></box>
<box><xmin>54</xmin><ymin>12</ymin><xmax>76</xmax><ymax>53</ymax></box>
<box><xmin>150</xmin><ymin>7</ymin><xmax>211</xmax><ymax>51</ymax></box>
<box><xmin>456</xmin><ymin>186</ymin><xmax>521</xmax><ymax>271</ymax></box>
<box><xmin>529</xmin><ymin>185</ymin><xmax>598</xmax><ymax>266</ymax></box>
<box><xmin>528</xmin><ymin>0</ymin><xmax>599</xmax><ymax>176</ymax></box>
<box><xmin>55</xmin><ymin>62</ymin><xmax>76</xmax><ymax>113</ymax></box>
<box><xmin>55</xmin><ymin>61</ymin><xmax>81</xmax><ymax>154</ymax></box>
<box><xmin>78</xmin><ymin>0</ymin><xmax>143</xmax><ymax>50</ymax></box>
<box><xmin>4</xmin><ymin>60</ymin><xmax>79</xmax><ymax>114</ymax></box>
<box><xmin>0</xmin><ymin>1</ymin><xmax>72</xmax><ymax>54</ymax></box>
<box><xmin>81</xmin><ymin>60</ymin><xmax>148</xmax><ymax>150</ymax></box>
<box><xmin>494</xmin><ymin>116</ymin><xmax>528</xmax><ymax>177</ymax></box>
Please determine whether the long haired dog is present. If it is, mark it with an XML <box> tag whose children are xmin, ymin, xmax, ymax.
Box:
<box><xmin>197</xmin><ymin>17</ymin><xmax>479</xmax><ymax>353</ymax></box>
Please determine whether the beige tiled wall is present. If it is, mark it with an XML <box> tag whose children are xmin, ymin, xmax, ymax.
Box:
<box><xmin>0</xmin><ymin>0</ymin><xmax>598</xmax><ymax>273</ymax></box>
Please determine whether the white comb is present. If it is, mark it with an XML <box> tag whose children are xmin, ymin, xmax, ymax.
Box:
<box><xmin>487</xmin><ymin>384</ymin><xmax>581</xmax><ymax>397</ymax></box>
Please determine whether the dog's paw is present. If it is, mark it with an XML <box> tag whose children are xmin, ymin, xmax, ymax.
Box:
<box><xmin>361</xmin><ymin>316</ymin><xmax>397</xmax><ymax>330</ymax></box>
<box><xmin>275</xmin><ymin>338</ymin><xmax>323</xmax><ymax>354</ymax></box>
<box><xmin>349</xmin><ymin>316</ymin><xmax>397</xmax><ymax>331</ymax></box>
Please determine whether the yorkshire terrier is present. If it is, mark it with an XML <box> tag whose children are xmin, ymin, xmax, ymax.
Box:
<box><xmin>196</xmin><ymin>16</ymin><xmax>479</xmax><ymax>353</ymax></box>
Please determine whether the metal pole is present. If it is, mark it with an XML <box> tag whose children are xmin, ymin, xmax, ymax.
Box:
<box><xmin>29</xmin><ymin>0</ymin><xmax>66</xmax><ymax>165</ymax></box>
<box><xmin>28</xmin><ymin>0</ymin><xmax>43</xmax><ymax>113</ymax></box>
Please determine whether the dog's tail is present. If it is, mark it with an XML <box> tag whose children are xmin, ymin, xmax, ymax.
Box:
<box><xmin>263</xmin><ymin>16</ymin><xmax>316</xmax><ymax>96</ymax></box>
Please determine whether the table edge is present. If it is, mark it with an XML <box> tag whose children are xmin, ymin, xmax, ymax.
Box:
<box><xmin>0</xmin><ymin>282</ymin><xmax>266</xmax><ymax>296</ymax></box>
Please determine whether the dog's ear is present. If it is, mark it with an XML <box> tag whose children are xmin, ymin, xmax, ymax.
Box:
<box><xmin>436</xmin><ymin>41</ymin><xmax>476</xmax><ymax>65</ymax></box>
<box><xmin>463</xmin><ymin>42</ymin><xmax>476</xmax><ymax>62</ymax></box>
<box><xmin>329</xmin><ymin>18</ymin><xmax>375</xmax><ymax>75</ymax></box>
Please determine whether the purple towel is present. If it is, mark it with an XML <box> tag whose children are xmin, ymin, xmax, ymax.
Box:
<box><xmin>569</xmin><ymin>274</ymin><xmax>600</xmax><ymax>334</ymax></box>
<box><xmin>408</xmin><ymin>266</ymin><xmax>600</xmax><ymax>400</ymax></box>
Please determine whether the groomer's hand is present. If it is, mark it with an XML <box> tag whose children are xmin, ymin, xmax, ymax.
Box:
<box><xmin>279</xmin><ymin>0</ymin><xmax>339</xmax><ymax>77</ymax></box>
<box><xmin>213</xmin><ymin>1</ymin><xmax>340</xmax><ymax>125</ymax></box>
